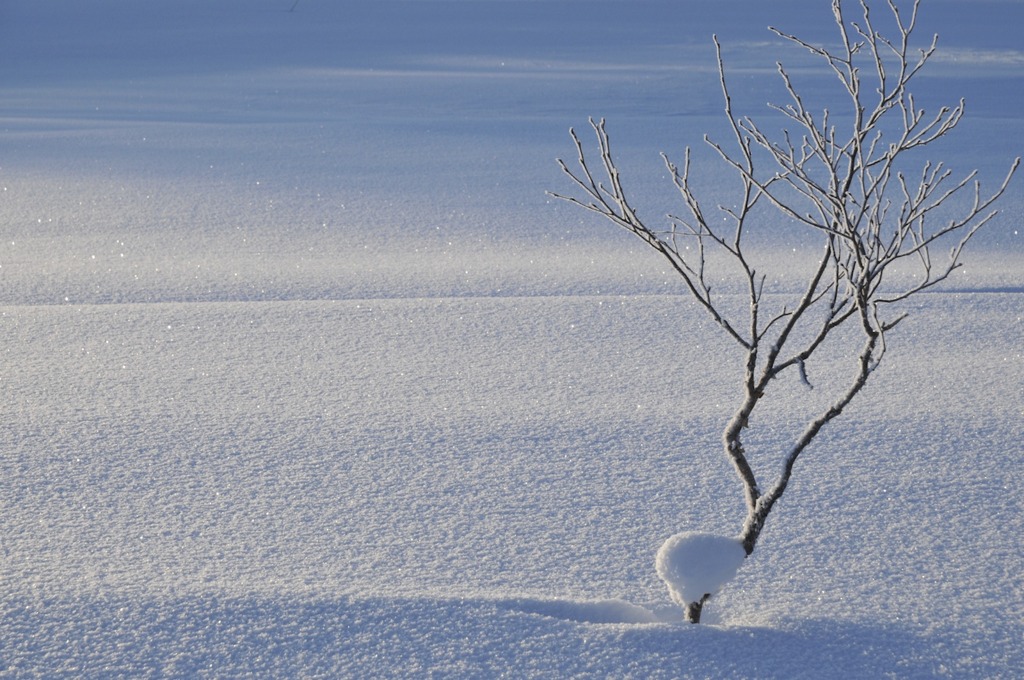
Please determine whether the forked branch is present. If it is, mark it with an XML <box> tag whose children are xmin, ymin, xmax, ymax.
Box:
<box><xmin>550</xmin><ymin>0</ymin><xmax>1018</xmax><ymax>603</ymax></box>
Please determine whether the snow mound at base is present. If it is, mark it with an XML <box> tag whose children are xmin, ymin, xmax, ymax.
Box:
<box><xmin>655</xmin><ymin>532</ymin><xmax>747</xmax><ymax>606</ymax></box>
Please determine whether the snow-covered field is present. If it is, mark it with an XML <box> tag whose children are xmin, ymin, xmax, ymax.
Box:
<box><xmin>1</xmin><ymin>1</ymin><xmax>1021</xmax><ymax>677</ymax></box>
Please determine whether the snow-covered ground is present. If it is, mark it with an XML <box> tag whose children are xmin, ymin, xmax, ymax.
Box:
<box><xmin>1</xmin><ymin>1</ymin><xmax>1021</xmax><ymax>677</ymax></box>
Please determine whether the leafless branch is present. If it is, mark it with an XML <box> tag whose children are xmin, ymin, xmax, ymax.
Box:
<box><xmin>549</xmin><ymin>0</ymin><xmax>1018</xmax><ymax>619</ymax></box>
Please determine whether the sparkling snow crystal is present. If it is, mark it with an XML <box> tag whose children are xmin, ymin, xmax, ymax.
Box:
<box><xmin>655</xmin><ymin>532</ymin><xmax>747</xmax><ymax>606</ymax></box>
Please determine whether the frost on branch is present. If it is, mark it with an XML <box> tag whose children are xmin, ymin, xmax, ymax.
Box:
<box><xmin>656</xmin><ymin>532</ymin><xmax>746</xmax><ymax>623</ymax></box>
<box><xmin>551</xmin><ymin>0</ymin><xmax>1018</xmax><ymax>624</ymax></box>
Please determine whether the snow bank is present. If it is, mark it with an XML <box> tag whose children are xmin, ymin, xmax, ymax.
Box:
<box><xmin>1</xmin><ymin>0</ymin><xmax>1022</xmax><ymax>676</ymax></box>
<box><xmin>656</xmin><ymin>533</ymin><xmax>747</xmax><ymax>607</ymax></box>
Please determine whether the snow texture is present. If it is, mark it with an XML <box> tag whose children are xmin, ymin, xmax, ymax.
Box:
<box><xmin>1</xmin><ymin>0</ymin><xmax>1022</xmax><ymax>677</ymax></box>
<box><xmin>656</xmin><ymin>533</ymin><xmax>748</xmax><ymax>606</ymax></box>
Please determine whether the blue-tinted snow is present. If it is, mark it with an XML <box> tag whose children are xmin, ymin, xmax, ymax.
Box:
<box><xmin>1</xmin><ymin>1</ymin><xmax>1022</xmax><ymax>677</ymax></box>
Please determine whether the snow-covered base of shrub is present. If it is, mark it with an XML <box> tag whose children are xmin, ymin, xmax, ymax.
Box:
<box><xmin>655</xmin><ymin>532</ymin><xmax>747</xmax><ymax>609</ymax></box>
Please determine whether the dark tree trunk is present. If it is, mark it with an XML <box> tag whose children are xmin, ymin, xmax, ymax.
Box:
<box><xmin>685</xmin><ymin>594</ymin><xmax>710</xmax><ymax>623</ymax></box>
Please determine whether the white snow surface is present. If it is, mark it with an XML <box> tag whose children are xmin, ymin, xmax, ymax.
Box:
<box><xmin>656</xmin><ymin>533</ymin><xmax>747</xmax><ymax>607</ymax></box>
<box><xmin>2</xmin><ymin>1</ymin><xmax>1023</xmax><ymax>677</ymax></box>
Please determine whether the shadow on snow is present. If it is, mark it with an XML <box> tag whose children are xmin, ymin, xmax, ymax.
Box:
<box><xmin>1</xmin><ymin>592</ymin><xmax>956</xmax><ymax>678</ymax></box>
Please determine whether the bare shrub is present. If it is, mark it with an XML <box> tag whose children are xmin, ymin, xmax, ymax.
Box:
<box><xmin>550</xmin><ymin>0</ymin><xmax>1018</xmax><ymax>622</ymax></box>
